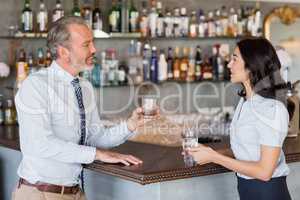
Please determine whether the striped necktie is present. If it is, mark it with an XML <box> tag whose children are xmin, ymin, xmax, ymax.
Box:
<box><xmin>71</xmin><ymin>78</ymin><xmax>86</xmax><ymax>192</ymax></box>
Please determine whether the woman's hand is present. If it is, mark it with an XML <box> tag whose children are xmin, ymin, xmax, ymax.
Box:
<box><xmin>184</xmin><ymin>144</ymin><xmax>218</xmax><ymax>165</ymax></box>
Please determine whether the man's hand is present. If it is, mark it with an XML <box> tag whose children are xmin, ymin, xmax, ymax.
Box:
<box><xmin>127</xmin><ymin>107</ymin><xmax>160</xmax><ymax>132</ymax></box>
<box><xmin>95</xmin><ymin>149</ymin><xmax>143</xmax><ymax>166</ymax></box>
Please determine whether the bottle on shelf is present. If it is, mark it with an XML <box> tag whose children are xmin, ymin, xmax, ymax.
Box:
<box><xmin>148</xmin><ymin>0</ymin><xmax>158</xmax><ymax>38</ymax></box>
<box><xmin>220</xmin><ymin>6</ymin><xmax>229</xmax><ymax>36</ymax></box>
<box><xmin>28</xmin><ymin>52</ymin><xmax>37</xmax><ymax>75</ymax></box>
<box><xmin>4</xmin><ymin>99</ymin><xmax>16</xmax><ymax>125</ymax></box>
<box><xmin>45</xmin><ymin>49</ymin><xmax>52</xmax><ymax>67</ymax></box>
<box><xmin>228</xmin><ymin>7</ymin><xmax>238</xmax><ymax>37</ymax></box>
<box><xmin>92</xmin><ymin>0</ymin><xmax>103</xmax><ymax>33</ymax></box>
<box><xmin>127</xmin><ymin>40</ymin><xmax>142</xmax><ymax>85</ymax></box>
<box><xmin>81</xmin><ymin>0</ymin><xmax>93</xmax><ymax>28</ymax></box>
<box><xmin>180</xmin><ymin>47</ymin><xmax>189</xmax><ymax>81</ymax></box>
<box><xmin>52</xmin><ymin>0</ymin><xmax>64</xmax><ymax>22</ymax></box>
<box><xmin>158</xmin><ymin>49</ymin><xmax>168</xmax><ymax>82</ymax></box>
<box><xmin>139</xmin><ymin>1</ymin><xmax>149</xmax><ymax>38</ymax></box>
<box><xmin>198</xmin><ymin>9</ymin><xmax>206</xmax><ymax>38</ymax></box>
<box><xmin>109</xmin><ymin>0</ymin><xmax>122</xmax><ymax>33</ymax></box>
<box><xmin>173</xmin><ymin>8</ymin><xmax>181</xmax><ymax>37</ymax></box>
<box><xmin>207</xmin><ymin>11</ymin><xmax>216</xmax><ymax>37</ymax></box>
<box><xmin>187</xmin><ymin>47</ymin><xmax>195</xmax><ymax>82</ymax></box>
<box><xmin>37</xmin><ymin>48</ymin><xmax>45</xmax><ymax>68</ymax></box>
<box><xmin>211</xmin><ymin>44</ymin><xmax>221</xmax><ymax>80</ymax></box>
<box><xmin>142</xmin><ymin>43</ymin><xmax>151</xmax><ymax>81</ymax></box>
<box><xmin>128</xmin><ymin>0</ymin><xmax>139</xmax><ymax>33</ymax></box>
<box><xmin>253</xmin><ymin>2</ymin><xmax>262</xmax><ymax>37</ymax></box>
<box><xmin>164</xmin><ymin>9</ymin><xmax>173</xmax><ymax>38</ymax></box>
<box><xmin>37</xmin><ymin>0</ymin><xmax>48</xmax><ymax>34</ymax></box>
<box><xmin>173</xmin><ymin>47</ymin><xmax>181</xmax><ymax>80</ymax></box>
<box><xmin>21</xmin><ymin>0</ymin><xmax>33</xmax><ymax>33</ymax></box>
<box><xmin>107</xmin><ymin>48</ymin><xmax>119</xmax><ymax>86</ymax></box>
<box><xmin>214</xmin><ymin>9</ymin><xmax>222</xmax><ymax>37</ymax></box>
<box><xmin>92</xmin><ymin>56</ymin><xmax>101</xmax><ymax>87</ymax></box>
<box><xmin>16</xmin><ymin>48</ymin><xmax>28</xmax><ymax>89</ymax></box>
<box><xmin>195</xmin><ymin>45</ymin><xmax>203</xmax><ymax>81</ymax></box>
<box><xmin>167</xmin><ymin>47</ymin><xmax>174</xmax><ymax>80</ymax></box>
<box><xmin>150</xmin><ymin>46</ymin><xmax>158</xmax><ymax>83</ymax></box>
<box><xmin>156</xmin><ymin>1</ymin><xmax>164</xmax><ymax>37</ymax></box>
<box><xmin>118</xmin><ymin>64</ymin><xmax>127</xmax><ymax>85</ymax></box>
<box><xmin>0</xmin><ymin>95</ymin><xmax>4</xmax><ymax>125</ymax></box>
<box><xmin>72</xmin><ymin>0</ymin><xmax>81</xmax><ymax>17</ymax></box>
<box><xmin>100</xmin><ymin>51</ymin><xmax>109</xmax><ymax>86</ymax></box>
<box><xmin>189</xmin><ymin>11</ymin><xmax>198</xmax><ymax>38</ymax></box>
<box><xmin>202</xmin><ymin>55</ymin><xmax>213</xmax><ymax>80</ymax></box>
<box><xmin>180</xmin><ymin>7</ymin><xmax>189</xmax><ymax>37</ymax></box>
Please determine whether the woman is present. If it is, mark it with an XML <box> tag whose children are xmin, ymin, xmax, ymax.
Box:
<box><xmin>187</xmin><ymin>37</ymin><xmax>292</xmax><ymax>200</ymax></box>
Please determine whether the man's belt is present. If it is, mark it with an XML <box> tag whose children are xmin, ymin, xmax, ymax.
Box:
<box><xmin>18</xmin><ymin>178</ymin><xmax>80</xmax><ymax>195</ymax></box>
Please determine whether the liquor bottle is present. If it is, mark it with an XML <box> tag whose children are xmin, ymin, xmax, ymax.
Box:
<box><xmin>142</xmin><ymin>44</ymin><xmax>151</xmax><ymax>81</ymax></box>
<box><xmin>139</xmin><ymin>1</ymin><xmax>149</xmax><ymax>38</ymax></box>
<box><xmin>0</xmin><ymin>96</ymin><xmax>4</xmax><ymax>125</ymax></box>
<box><xmin>16</xmin><ymin>49</ymin><xmax>28</xmax><ymax>88</ymax></box>
<box><xmin>198</xmin><ymin>9</ymin><xmax>206</xmax><ymax>38</ymax></box>
<box><xmin>135</xmin><ymin>41</ymin><xmax>143</xmax><ymax>84</ymax></box>
<box><xmin>37</xmin><ymin>0</ymin><xmax>48</xmax><ymax>33</ymax></box>
<box><xmin>100</xmin><ymin>51</ymin><xmax>109</xmax><ymax>86</ymax></box>
<box><xmin>167</xmin><ymin>47</ymin><xmax>173</xmax><ymax>80</ymax></box>
<box><xmin>45</xmin><ymin>49</ymin><xmax>52</xmax><ymax>67</ymax></box>
<box><xmin>253</xmin><ymin>2</ymin><xmax>262</xmax><ymax>37</ymax></box>
<box><xmin>92</xmin><ymin>0</ymin><xmax>103</xmax><ymax>32</ymax></box>
<box><xmin>211</xmin><ymin>45</ymin><xmax>219</xmax><ymax>80</ymax></box>
<box><xmin>118</xmin><ymin>64</ymin><xmax>127</xmax><ymax>85</ymax></box>
<box><xmin>173</xmin><ymin>8</ymin><xmax>181</xmax><ymax>37</ymax></box>
<box><xmin>202</xmin><ymin>55</ymin><xmax>213</xmax><ymax>80</ymax></box>
<box><xmin>237</xmin><ymin>7</ymin><xmax>244</xmax><ymax>36</ymax></box>
<box><xmin>164</xmin><ymin>10</ymin><xmax>173</xmax><ymax>38</ymax></box>
<box><xmin>128</xmin><ymin>0</ymin><xmax>139</xmax><ymax>33</ymax></box>
<box><xmin>128</xmin><ymin>40</ymin><xmax>137</xmax><ymax>84</ymax></box>
<box><xmin>180</xmin><ymin>7</ymin><xmax>189</xmax><ymax>37</ymax></box>
<box><xmin>228</xmin><ymin>7</ymin><xmax>238</xmax><ymax>37</ymax></box>
<box><xmin>52</xmin><ymin>0</ymin><xmax>64</xmax><ymax>22</ymax></box>
<box><xmin>173</xmin><ymin>47</ymin><xmax>181</xmax><ymax>81</ymax></box>
<box><xmin>156</xmin><ymin>1</ymin><xmax>164</xmax><ymax>37</ymax></box>
<box><xmin>107</xmin><ymin>48</ymin><xmax>119</xmax><ymax>86</ymax></box>
<box><xmin>158</xmin><ymin>49</ymin><xmax>168</xmax><ymax>82</ymax></box>
<box><xmin>246</xmin><ymin>7</ymin><xmax>254</xmax><ymax>36</ymax></box>
<box><xmin>150</xmin><ymin>46</ymin><xmax>158</xmax><ymax>83</ymax></box>
<box><xmin>180</xmin><ymin>47</ymin><xmax>189</xmax><ymax>81</ymax></box>
<box><xmin>189</xmin><ymin>11</ymin><xmax>198</xmax><ymax>38</ymax></box>
<box><xmin>220</xmin><ymin>6</ymin><xmax>229</xmax><ymax>36</ymax></box>
<box><xmin>81</xmin><ymin>0</ymin><xmax>93</xmax><ymax>28</ymax></box>
<box><xmin>28</xmin><ymin>52</ymin><xmax>37</xmax><ymax>75</ymax></box>
<box><xmin>109</xmin><ymin>0</ymin><xmax>121</xmax><ymax>33</ymax></box>
<box><xmin>207</xmin><ymin>11</ymin><xmax>216</xmax><ymax>37</ymax></box>
<box><xmin>21</xmin><ymin>0</ymin><xmax>33</xmax><ymax>33</ymax></box>
<box><xmin>195</xmin><ymin>45</ymin><xmax>202</xmax><ymax>81</ymax></box>
<box><xmin>148</xmin><ymin>1</ymin><xmax>158</xmax><ymax>38</ymax></box>
<box><xmin>187</xmin><ymin>47</ymin><xmax>195</xmax><ymax>82</ymax></box>
<box><xmin>215</xmin><ymin>9</ymin><xmax>222</xmax><ymax>37</ymax></box>
<box><xmin>4</xmin><ymin>100</ymin><xmax>16</xmax><ymax>125</ymax></box>
<box><xmin>92</xmin><ymin>57</ymin><xmax>101</xmax><ymax>87</ymax></box>
<box><xmin>72</xmin><ymin>0</ymin><xmax>81</xmax><ymax>17</ymax></box>
<box><xmin>37</xmin><ymin>48</ymin><xmax>45</xmax><ymax>68</ymax></box>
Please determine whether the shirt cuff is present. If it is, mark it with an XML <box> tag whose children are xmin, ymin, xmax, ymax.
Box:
<box><xmin>78</xmin><ymin>145</ymin><xmax>96</xmax><ymax>164</ymax></box>
<box><xmin>120</xmin><ymin>120</ymin><xmax>136</xmax><ymax>138</ymax></box>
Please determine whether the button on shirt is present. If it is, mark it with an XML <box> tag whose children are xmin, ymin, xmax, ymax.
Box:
<box><xmin>230</xmin><ymin>94</ymin><xmax>290</xmax><ymax>179</ymax></box>
<box><xmin>15</xmin><ymin>61</ymin><xmax>135</xmax><ymax>186</ymax></box>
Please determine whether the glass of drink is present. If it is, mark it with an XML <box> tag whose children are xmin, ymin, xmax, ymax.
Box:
<box><xmin>181</xmin><ymin>126</ymin><xmax>199</xmax><ymax>167</ymax></box>
<box><xmin>142</xmin><ymin>96</ymin><xmax>158</xmax><ymax>118</ymax></box>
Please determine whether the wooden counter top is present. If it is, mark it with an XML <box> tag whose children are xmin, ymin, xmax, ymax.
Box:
<box><xmin>1</xmin><ymin>125</ymin><xmax>300</xmax><ymax>185</ymax></box>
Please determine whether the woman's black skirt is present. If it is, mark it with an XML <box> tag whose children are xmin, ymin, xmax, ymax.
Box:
<box><xmin>237</xmin><ymin>176</ymin><xmax>292</xmax><ymax>200</ymax></box>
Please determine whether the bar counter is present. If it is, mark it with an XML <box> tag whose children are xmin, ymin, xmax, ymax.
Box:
<box><xmin>1</xmin><ymin>125</ymin><xmax>300</xmax><ymax>185</ymax></box>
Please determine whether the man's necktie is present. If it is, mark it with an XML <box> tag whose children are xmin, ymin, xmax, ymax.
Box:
<box><xmin>71</xmin><ymin>78</ymin><xmax>86</xmax><ymax>192</ymax></box>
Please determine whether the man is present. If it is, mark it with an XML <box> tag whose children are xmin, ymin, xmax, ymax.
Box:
<box><xmin>13</xmin><ymin>16</ymin><xmax>157</xmax><ymax>200</ymax></box>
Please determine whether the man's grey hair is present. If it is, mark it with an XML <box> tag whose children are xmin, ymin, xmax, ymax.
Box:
<box><xmin>47</xmin><ymin>16</ymin><xmax>88</xmax><ymax>60</ymax></box>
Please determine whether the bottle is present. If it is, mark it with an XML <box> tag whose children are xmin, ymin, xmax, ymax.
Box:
<box><xmin>180</xmin><ymin>47</ymin><xmax>189</xmax><ymax>81</ymax></box>
<box><xmin>92</xmin><ymin>57</ymin><xmax>101</xmax><ymax>87</ymax></box>
<box><xmin>109</xmin><ymin>0</ymin><xmax>121</xmax><ymax>33</ymax></box>
<box><xmin>148</xmin><ymin>1</ymin><xmax>158</xmax><ymax>38</ymax></box>
<box><xmin>52</xmin><ymin>0</ymin><xmax>64</xmax><ymax>22</ymax></box>
<box><xmin>156</xmin><ymin>1</ymin><xmax>164</xmax><ymax>37</ymax></box>
<box><xmin>81</xmin><ymin>0</ymin><xmax>93</xmax><ymax>28</ymax></box>
<box><xmin>100</xmin><ymin>51</ymin><xmax>109</xmax><ymax>86</ymax></box>
<box><xmin>28</xmin><ymin>52</ymin><xmax>37</xmax><ymax>75</ymax></box>
<box><xmin>180</xmin><ymin>7</ymin><xmax>189</xmax><ymax>37</ymax></box>
<box><xmin>4</xmin><ymin>99</ymin><xmax>16</xmax><ymax>125</ymax></box>
<box><xmin>195</xmin><ymin>45</ymin><xmax>202</xmax><ymax>81</ymax></box>
<box><xmin>158</xmin><ymin>49</ymin><xmax>168</xmax><ymax>82</ymax></box>
<box><xmin>16</xmin><ymin>49</ymin><xmax>28</xmax><ymax>88</ymax></box>
<box><xmin>211</xmin><ymin>45</ymin><xmax>219</xmax><ymax>80</ymax></box>
<box><xmin>228</xmin><ymin>7</ymin><xmax>238</xmax><ymax>37</ymax></box>
<box><xmin>107</xmin><ymin>48</ymin><xmax>119</xmax><ymax>86</ymax></box>
<box><xmin>128</xmin><ymin>0</ymin><xmax>139</xmax><ymax>33</ymax></box>
<box><xmin>92</xmin><ymin>0</ymin><xmax>103</xmax><ymax>32</ymax></box>
<box><xmin>167</xmin><ymin>47</ymin><xmax>174</xmax><ymax>80</ymax></box>
<box><xmin>164</xmin><ymin>10</ymin><xmax>173</xmax><ymax>38</ymax></box>
<box><xmin>118</xmin><ymin>64</ymin><xmax>127</xmax><ymax>85</ymax></box>
<box><xmin>247</xmin><ymin>7</ymin><xmax>254</xmax><ymax>36</ymax></box>
<box><xmin>189</xmin><ymin>11</ymin><xmax>198</xmax><ymax>38</ymax></box>
<box><xmin>37</xmin><ymin>48</ymin><xmax>45</xmax><ymax>68</ymax></box>
<box><xmin>45</xmin><ymin>49</ymin><xmax>52</xmax><ymax>67</ymax></box>
<box><xmin>142</xmin><ymin>44</ymin><xmax>151</xmax><ymax>81</ymax></box>
<box><xmin>37</xmin><ymin>0</ymin><xmax>48</xmax><ymax>33</ymax></box>
<box><xmin>215</xmin><ymin>9</ymin><xmax>222</xmax><ymax>37</ymax></box>
<box><xmin>0</xmin><ymin>95</ymin><xmax>4</xmax><ymax>125</ymax></box>
<box><xmin>253</xmin><ymin>2</ymin><xmax>262</xmax><ymax>37</ymax></box>
<box><xmin>207</xmin><ymin>11</ymin><xmax>216</xmax><ymax>37</ymax></box>
<box><xmin>173</xmin><ymin>8</ymin><xmax>181</xmax><ymax>37</ymax></box>
<box><xmin>220</xmin><ymin>6</ymin><xmax>229</xmax><ymax>36</ymax></box>
<box><xmin>128</xmin><ymin>40</ymin><xmax>137</xmax><ymax>84</ymax></box>
<box><xmin>173</xmin><ymin>47</ymin><xmax>181</xmax><ymax>80</ymax></box>
<box><xmin>237</xmin><ymin>7</ymin><xmax>244</xmax><ymax>36</ymax></box>
<box><xmin>21</xmin><ymin>0</ymin><xmax>33</xmax><ymax>33</ymax></box>
<box><xmin>202</xmin><ymin>56</ymin><xmax>213</xmax><ymax>80</ymax></box>
<box><xmin>72</xmin><ymin>0</ymin><xmax>81</xmax><ymax>17</ymax></box>
<box><xmin>187</xmin><ymin>47</ymin><xmax>195</xmax><ymax>82</ymax></box>
<box><xmin>150</xmin><ymin>46</ymin><xmax>158</xmax><ymax>83</ymax></box>
<box><xmin>139</xmin><ymin>1</ymin><xmax>149</xmax><ymax>38</ymax></box>
<box><xmin>198</xmin><ymin>9</ymin><xmax>206</xmax><ymax>38</ymax></box>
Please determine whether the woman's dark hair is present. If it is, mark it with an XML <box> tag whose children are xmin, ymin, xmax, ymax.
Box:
<box><xmin>236</xmin><ymin>37</ymin><xmax>287</xmax><ymax>105</ymax></box>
